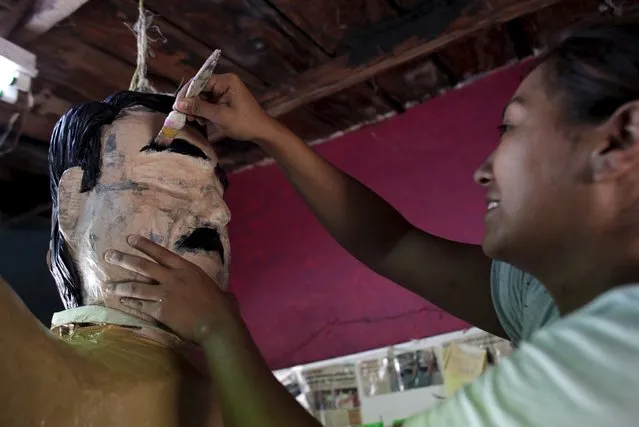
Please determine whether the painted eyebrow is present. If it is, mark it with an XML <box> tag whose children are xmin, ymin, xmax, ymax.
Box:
<box><xmin>140</xmin><ymin>138</ymin><xmax>208</xmax><ymax>160</ymax></box>
<box><xmin>140</xmin><ymin>138</ymin><xmax>229</xmax><ymax>191</ymax></box>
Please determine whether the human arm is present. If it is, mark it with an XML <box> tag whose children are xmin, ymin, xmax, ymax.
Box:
<box><xmin>0</xmin><ymin>276</ymin><xmax>77</xmax><ymax>425</ymax></box>
<box><xmin>175</xmin><ymin>74</ymin><xmax>503</xmax><ymax>338</ymax></box>
<box><xmin>108</xmin><ymin>237</ymin><xmax>639</xmax><ymax>427</ymax></box>
<box><xmin>105</xmin><ymin>236</ymin><xmax>322</xmax><ymax>427</ymax></box>
<box><xmin>199</xmin><ymin>315</ymin><xmax>321</xmax><ymax>427</ymax></box>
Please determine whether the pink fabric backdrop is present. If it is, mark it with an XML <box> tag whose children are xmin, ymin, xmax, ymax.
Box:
<box><xmin>225</xmin><ymin>62</ymin><xmax>531</xmax><ymax>369</ymax></box>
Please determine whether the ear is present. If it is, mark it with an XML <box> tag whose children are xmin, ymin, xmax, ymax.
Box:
<box><xmin>591</xmin><ymin>101</ymin><xmax>639</xmax><ymax>182</ymax></box>
<box><xmin>58</xmin><ymin>167</ymin><xmax>89</xmax><ymax>244</ymax></box>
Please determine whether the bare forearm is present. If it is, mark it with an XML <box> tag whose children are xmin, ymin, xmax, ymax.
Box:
<box><xmin>255</xmin><ymin>123</ymin><xmax>499</xmax><ymax>336</ymax></box>
<box><xmin>201</xmin><ymin>318</ymin><xmax>321</xmax><ymax>427</ymax></box>
<box><xmin>258</xmin><ymin>123</ymin><xmax>412</xmax><ymax>266</ymax></box>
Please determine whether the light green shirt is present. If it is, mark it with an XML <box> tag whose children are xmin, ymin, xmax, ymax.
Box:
<box><xmin>491</xmin><ymin>261</ymin><xmax>559</xmax><ymax>344</ymax></box>
<box><xmin>406</xmin><ymin>284</ymin><xmax>639</xmax><ymax>427</ymax></box>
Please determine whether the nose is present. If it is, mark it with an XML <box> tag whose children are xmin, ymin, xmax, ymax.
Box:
<box><xmin>474</xmin><ymin>153</ymin><xmax>494</xmax><ymax>187</ymax></box>
<box><xmin>196</xmin><ymin>195</ymin><xmax>231</xmax><ymax>228</ymax></box>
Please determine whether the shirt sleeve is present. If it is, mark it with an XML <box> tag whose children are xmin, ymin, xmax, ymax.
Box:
<box><xmin>490</xmin><ymin>260</ymin><xmax>525</xmax><ymax>343</ymax></box>
<box><xmin>404</xmin><ymin>285</ymin><xmax>639</xmax><ymax>427</ymax></box>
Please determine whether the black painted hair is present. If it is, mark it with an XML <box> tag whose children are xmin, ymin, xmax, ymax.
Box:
<box><xmin>540</xmin><ymin>17</ymin><xmax>639</xmax><ymax>125</ymax></box>
<box><xmin>48</xmin><ymin>91</ymin><xmax>225</xmax><ymax>309</ymax></box>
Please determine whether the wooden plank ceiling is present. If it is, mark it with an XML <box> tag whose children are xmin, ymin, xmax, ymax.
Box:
<box><xmin>0</xmin><ymin>0</ymin><xmax>634</xmax><ymax>223</ymax></box>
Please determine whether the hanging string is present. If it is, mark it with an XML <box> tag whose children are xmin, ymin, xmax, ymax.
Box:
<box><xmin>127</xmin><ymin>0</ymin><xmax>166</xmax><ymax>92</ymax></box>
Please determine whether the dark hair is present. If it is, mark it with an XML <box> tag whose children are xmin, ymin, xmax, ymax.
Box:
<box><xmin>540</xmin><ymin>18</ymin><xmax>639</xmax><ymax>125</ymax></box>
<box><xmin>49</xmin><ymin>91</ymin><xmax>178</xmax><ymax>308</ymax></box>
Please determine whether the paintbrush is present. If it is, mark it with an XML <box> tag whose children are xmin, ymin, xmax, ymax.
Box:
<box><xmin>155</xmin><ymin>49</ymin><xmax>222</xmax><ymax>145</ymax></box>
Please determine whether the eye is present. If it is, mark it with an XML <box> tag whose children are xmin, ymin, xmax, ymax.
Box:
<box><xmin>497</xmin><ymin>124</ymin><xmax>512</xmax><ymax>136</ymax></box>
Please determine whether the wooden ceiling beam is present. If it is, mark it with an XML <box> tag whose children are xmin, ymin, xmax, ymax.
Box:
<box><xmin>59</xmin><ymin>0</ymin><xmax>268</xmax><ymax>95</ymax></box>
<box><xmin>1</xmin><ymin>138</ymin><xmax>48</xmax><ymax>174</ymax></box>
<box><xmin>141</xmin><ymin>0</ymin><xmax>329</xmax><ymax>86</ymax></box>
<box><xmin>505</xmin><ymin>18</ymin><xmax>535</xmax><ymax>59</ymax></box>
<box><xmin>1</xmin><ymin>0</ymin><xmax>562</xmax><ymax>151</ymax></box>
<box><xmin>11</xmin><ymin>0</ymin><xmax>91</xmax><ymax>44</ymax></box>
<box><xmin>259</xmin><ymin>0</ymin><xmax>562</xmax><ymax>118</ymax></box>
<box><xmin>0</xmin><ymin>0</ymin><xmax>33</xmax><ymax>38</ymax></box>
<box><xmin>0</xmin><ymin>109</ymin><xmax>55</xmax><ymax>145</ymax></box>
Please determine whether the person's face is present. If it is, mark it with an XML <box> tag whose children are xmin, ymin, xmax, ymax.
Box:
<box><xmin>58</xmin><ymin>109</ymin><xmax>230</xmax><ymax>307</ymax></box>
<box><xmin>474</xmin><ymin>65</ymin><xmax>600</xmax><ymax>270</ymax></box>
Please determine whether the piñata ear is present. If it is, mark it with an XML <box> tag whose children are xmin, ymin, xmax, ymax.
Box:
<box><xmin>58</xmin><ymin>167</ymin><xmax>89</xmax><ymax>245</ymax></box>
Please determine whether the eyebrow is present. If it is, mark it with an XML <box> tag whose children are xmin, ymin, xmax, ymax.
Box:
<box><xmin>501</xmin><ymin>96</ymin><xmax>525</xmax><ymax>121</ymax></box>
<box><xmin>141</xmin><ymin>138</ymin><xmax>208</xmax><ymax>160</ymax></box>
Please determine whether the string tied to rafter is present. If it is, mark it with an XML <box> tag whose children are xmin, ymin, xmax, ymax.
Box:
<box><xmin>127</xmin><ymin>0</ymin><xmax>166</xmax><ymax>92</ymax></box>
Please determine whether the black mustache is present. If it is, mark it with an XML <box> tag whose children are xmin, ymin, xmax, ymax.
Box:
<box><xmin>175</xmin><ymin>228</ymin><xmax>225</xmax><ymax>262</ymax></box>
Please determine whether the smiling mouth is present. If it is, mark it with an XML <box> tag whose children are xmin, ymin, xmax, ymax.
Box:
<box><xmin>487</xmin><ymin>201</ymin><xmax>500</xmax><ymax>212</ymax></box>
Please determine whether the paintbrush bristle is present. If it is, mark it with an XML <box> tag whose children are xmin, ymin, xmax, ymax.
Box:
<box><xmin>154</xmin><ymin>111</ymin><xmax>186</xmax><ymax>145</ymax></box>
<box><xmin>155</xmin><ymin>127</ymin><xmax>180</xmax><ymax>145</ymax></box>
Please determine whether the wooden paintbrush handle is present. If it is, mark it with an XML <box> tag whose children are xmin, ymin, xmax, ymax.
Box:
<box><xmin>185</xmin><ymin>49</ymin><xmax>222</xmax><ymax>98</ymax></box>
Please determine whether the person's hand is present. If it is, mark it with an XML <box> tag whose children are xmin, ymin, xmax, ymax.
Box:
<box><xmin>103</xmin><ymin>235</ymin><xmax>239</xmax><ymax>343</ymax></box>
<box><xmin>174</xmin><ymin>73</ymin><xmax>281</xmax><ymax>142</ymax></box>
